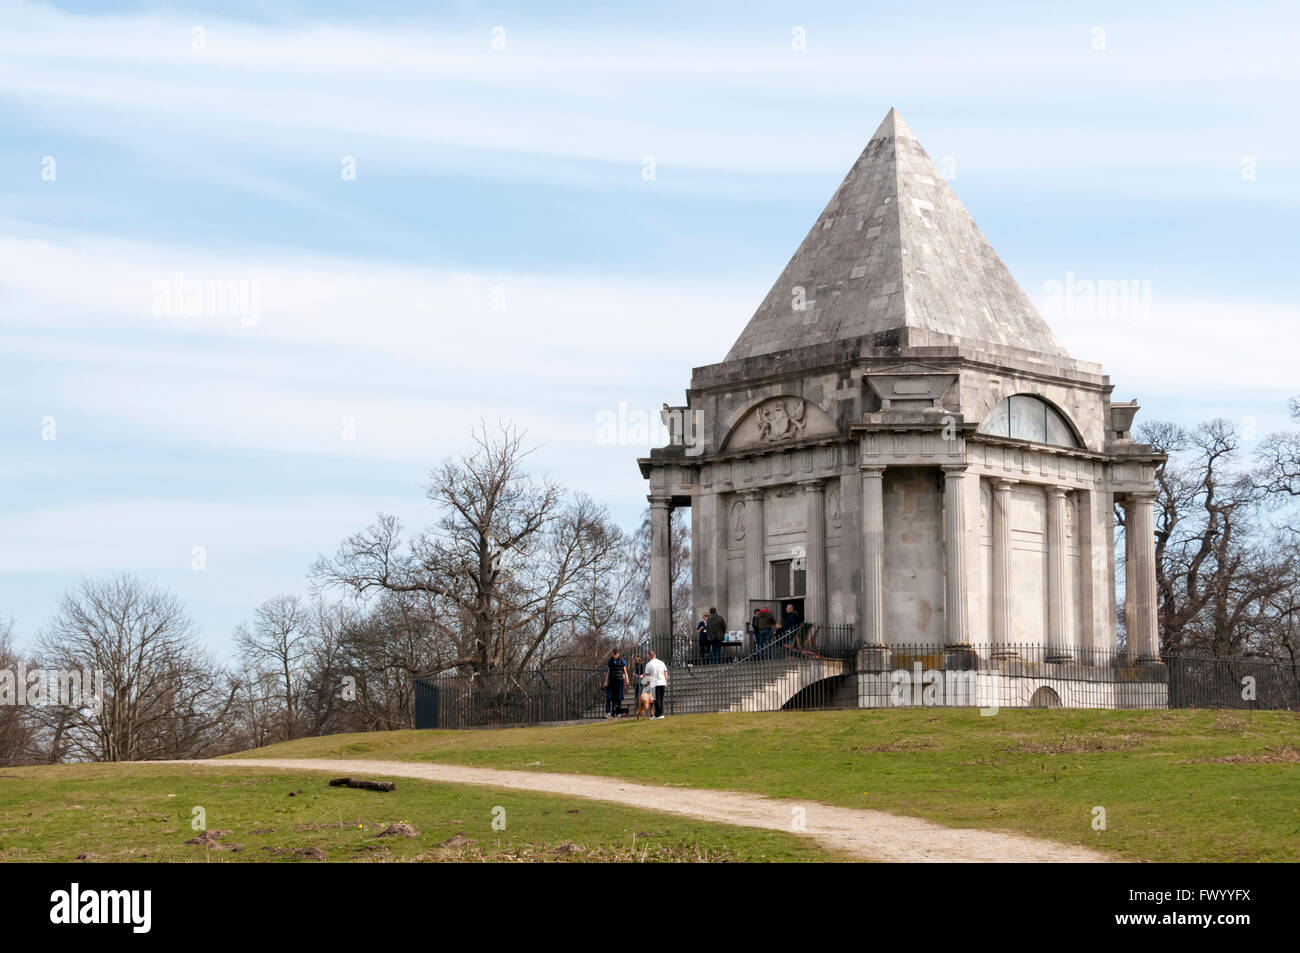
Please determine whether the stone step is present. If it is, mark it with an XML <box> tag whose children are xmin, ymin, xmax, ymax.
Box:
<box><xmin>587</xmin><ymin>657</ymin><xmax>847</xmax><ymax>717</ymax></box>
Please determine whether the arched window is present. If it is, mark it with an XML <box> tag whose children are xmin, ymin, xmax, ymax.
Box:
<box><xmin>979</xmin><ymin>395</ymin><xmax>1080</xmax><ymax>448</ymax></box>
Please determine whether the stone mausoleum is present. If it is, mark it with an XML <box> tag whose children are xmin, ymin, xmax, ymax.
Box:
<box><xmin>639</xmin><ymin>109</ymin><xmax>1165</xmax><ymax>706</ymax></box>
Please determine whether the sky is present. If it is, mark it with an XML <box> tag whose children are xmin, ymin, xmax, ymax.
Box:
<box><xmin>2</xmin><ymin>0</ymin><xmax>1297</xmax><ymax>657</ymax></box>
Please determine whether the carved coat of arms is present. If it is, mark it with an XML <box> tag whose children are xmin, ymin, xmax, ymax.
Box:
<box><xmin>757</xmin><ymin>398</ymin><xmax>806</xmax><ymax>443</ymax></box>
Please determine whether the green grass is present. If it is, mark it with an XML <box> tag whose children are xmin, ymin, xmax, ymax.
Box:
<box><xmin>227</xmin><ymin>708</ymin><xmax>1300</xmax><ymax>862</ymax></box>
<box><xmin>0</xmin><ymin>763</ymin><xmax>847</xmax><ymax>863</ymax></box>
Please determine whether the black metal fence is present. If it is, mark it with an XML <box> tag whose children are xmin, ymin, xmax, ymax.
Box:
<box><xmin>413</xmin><ymin>637</ymin><xmax>1300</xmax><ymax>728</ymax></box>
<box><xmin>419</xmin><ymin>667</ymin><xmax>609</xmax><ymax>729</ymax></box>
<box><xmin>673</xmin><ymin>622</ymin><xmax>859</xmax><ymax>666</ymax></box>
<box><xmin>1166</xmin><ymin>653</ymin><xmax>1300</xmax><ymax>710</ymax></box>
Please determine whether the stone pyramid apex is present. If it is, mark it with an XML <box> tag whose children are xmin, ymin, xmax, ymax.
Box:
<box><xmin>870</xmin><ymin>106</ymin><xmax>915</xmax><ymax>142</ymax></box>
<box><xmin>724</xmin><ymin>110</ymin><xmax>1069</xmax><ymax>363</ymax></box>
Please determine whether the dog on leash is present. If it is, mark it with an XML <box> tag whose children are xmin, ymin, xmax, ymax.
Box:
<box><xmin>636</xmin><ymin>687</ymin><xmax>655</xmax><ymax>720</ymax></box>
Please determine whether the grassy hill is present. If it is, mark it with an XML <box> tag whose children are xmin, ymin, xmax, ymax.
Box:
<box><xmin>0</xmin><ymin>762</ymin><xmax>845</xmax><ymax>863</ymax></box>
<box><xmin>226</xmin><ymin>707</ymin><xmax>1300</xmax><ymax>862</ymax></box>
<box><xmin>2</xmin><ymin>708</ymin><xmax>1295</xmax><ymax>862</ymax></box>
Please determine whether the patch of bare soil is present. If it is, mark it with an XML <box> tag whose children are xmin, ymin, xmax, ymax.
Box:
<box><xmin>1002</xmin><ymin>734</ymin><xmax>1143</xmax><ymax>754</ymax></box>
<box><xmin>184</xmin><ymin>829</ymin><xmax>230</xmax><ymax>848</ymax></box>
<box><xmin>410</xmin><ymin>841</ymin><xmax>734</xmax><ymax>863</ymax></box>
<box><xmin>377</xmin><ymin>822</ymin><xmax>420</xmax><ymax>838</ymax></box>
<box><xmin>1180</xmin><ymin>744</ymin><xmax>1300</xmax><ymax>765</ymax></box>
<box><xmin>855</xmin><ymin>739</ymin><xmax>938</xmax><ymax>753</ymax></box>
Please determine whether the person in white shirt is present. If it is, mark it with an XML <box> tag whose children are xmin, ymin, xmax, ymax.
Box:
<box><xmin>643</xmin><ymin>650</ymin><xmax>668</xmax><ymax>719</ymax></box>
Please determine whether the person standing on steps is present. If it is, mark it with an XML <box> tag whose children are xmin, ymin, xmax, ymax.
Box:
<box><xmin>697</xmin><ymin>614</ymin><xmax>710</xmax><ymax>665</ymax></box>
<box><xmin>754</xmin><ymin>605</ymin><xmax>776</xmax><ymax>660</ymax></box>
<box><xmin>604</xmin><ymin>649</ymin><xmax>629</xmax><ymax>717</ymax></box>
<box><xmin>706</xmin><ymin>606</ymin><xmax>727</xmax><ymax>664</ymax></box>
<box><xmin>782</xmin><ymin>603</ymin><xmax>803</xmax><ymax>647</ymax></box>
<box><xmin>643</xmin><ymin>649</ymin><xmax>668</xmax><ymax>718</ymax></box>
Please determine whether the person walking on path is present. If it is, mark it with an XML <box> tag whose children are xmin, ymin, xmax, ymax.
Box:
<box><xmin>643</xmin><ymin>650</ymin><xmax>668</xmax><ymax>718</ymax></box>
<box><xmin>604</xmin><ymin>650</ymin><xmax>629</xmax><ymax>717</ymax></box>
<box><xmin>706</xmin><ymin>607</ymin><xmax>727</xmax><ymax>663</ymax></box>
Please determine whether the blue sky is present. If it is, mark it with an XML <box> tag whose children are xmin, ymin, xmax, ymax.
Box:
<box><xmin>2</xmin><ymin>0</ymin><xmax>1297</xmax><ymax>656</ymax></box>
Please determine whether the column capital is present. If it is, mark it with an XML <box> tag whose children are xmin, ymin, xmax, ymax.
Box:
<box><xmin>1047</xmin><ymin>485</ymin><xmax>1072</xmax><ymax>499</ymax></box>
<box><xmin>647</xmin><ymin>495</ymin><xmax>673</xmax><ymax>508</ymax></box>
<box><xmin>798</xmin><ymin>478</ymin><xmax>826</xmax><ymax>493</ymax></box>
<box><xmin>740</xmin><ymin>488</ymin><xmax>764</xmax><ymax>502</ymax></box>
<box><xmin>990</xmin><ymin>477</ymin><xmax>1017</xmax><ymax>490</ymax></box>
<box><xmin>1124</xmin><ymin>489</ymin><xmax>1159</xmax><ymax>504</ymax></box>
<box><xmin>941</xmin><ymin>463</ymin><xmax>969</xmax><ymax>475</ymax></box>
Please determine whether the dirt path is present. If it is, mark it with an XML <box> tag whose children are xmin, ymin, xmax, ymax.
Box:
<box><xmin>197</xmin><ymin>758</ymin><xmax>1110</xmax><ymax>863</ymax></box>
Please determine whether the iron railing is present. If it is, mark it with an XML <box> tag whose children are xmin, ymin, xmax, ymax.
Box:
<box><xmin>855</xmin><ymin>642</ymin><xmax>1170</xmax><ymax>710</ymax></box>
<box><xmin>1165</xmin><ymin>652</ymin><xmax>1300</xmax><ymax>710</ymax></box>
<box><xmin>420</xmin><ymin>667</ymin><xmax>606</xmax><ymax>729</ymax></box>
<box><xmin>413</xmin><ymin>639</ymin><xmax>1300</xmax><ymax>728</ymax></box>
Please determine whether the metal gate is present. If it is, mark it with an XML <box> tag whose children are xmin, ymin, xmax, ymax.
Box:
<box><xmin>414</xmin><ymin>677</ymin><xmax>439</xmax><ymax>729</ymax></box>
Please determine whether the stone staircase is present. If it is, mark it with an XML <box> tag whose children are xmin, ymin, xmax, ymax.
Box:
<box><xmin>589</xmin><ymin>656</ymin><xmax>848</xmax><ymax>718</ymax></box>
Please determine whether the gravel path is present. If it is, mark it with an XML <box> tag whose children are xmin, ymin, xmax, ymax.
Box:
<box><xmin>197</xmin><ymin>758</ymin><xmax>1111</xmax><ymax>863</ymax></box>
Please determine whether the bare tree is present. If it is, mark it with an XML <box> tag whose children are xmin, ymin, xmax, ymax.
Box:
<box><xmin>235</xmin><ymin>594</ymin><xmax>311</xmax><ymax>741</ymax></box>
<box><xmin>1136</xmin><ymin>419</ymin><xmax>1293</xmax><ymax>657</ymax></box>
<box><xmin>226</xmin><ymin>664</ymin><xmax>281</xmax><ymax>752</ymax></box>
<box><xmin>299</xmin><ymin>600</ymin><xmax>355</xmax><ymax>737</ymax></box>
<box><xmin>34</xmin><ymin>575</ymin><xmax>236</xmax><ymax>761</ymax></box>
<box><xmin>1256</xmin><ymin>397</ymin><xmax>1300</xmax><ymax>535</ymax></box>
<box><xmin>0</xmin><ymin>618</ymin><xmax>41</xmax><ymax>765</ymax></box>
<box><xmin>313</xmin><ymin>422</ymin><xmax>629</xmax><ymax>676</ymax></box>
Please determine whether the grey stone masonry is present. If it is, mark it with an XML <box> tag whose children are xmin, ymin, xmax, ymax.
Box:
<box><xmin>639</xmin><ymin>108</ymin><xmax>1166</xmax><ymax>700</ymax></box>
<box><xmin>725</xmin><ymin>108</ymin><xmax>1069</xmax><ymax>363</ymax></box>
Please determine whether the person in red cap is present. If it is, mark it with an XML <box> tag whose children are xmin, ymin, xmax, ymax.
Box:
<box><xmin>752</xmin><ymin>606</ymin><xmax>776</xmax><ymax>659</ymax></box>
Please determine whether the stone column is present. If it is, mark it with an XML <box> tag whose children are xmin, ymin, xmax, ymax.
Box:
<box><xmin>860</xmin><ymin>467</ymin><xmax>886</xmax><ymax>661</ymax></box>
<box><xmin>690</xmin><ymin>494</ymin><xmax>707</xmax><ymax>631</ymax></box>
<box><xmin>742</xmin><ymin>489</ymin><xmax>765</xmax><ymax>621</ymax></box>
<box><xmin>648</xmin><ymin>496</ymin><xmax>673</xmax><ymax>662</ymax></box>
<box><xmin>990</xmin><ymin>478</ymin><xmax>1016</xmax><ymax>658</ymax></box>
<box><xmin>942</xmin><ymin>465</ymin><xmax>972</xmax><ymax>651</ymax></box>
<box><xmin>1046</xmin><ymin>486</ymin><xmax>1073</xmax><ymax>662</ymax></box>
<box><xmin>1123</xmin><ymin>491</ymin><xmax>1161</xmax><ymax>663</ymax></box>
<box><xmin>801</xmin><ymin>480</ymin><xmax>827</xmax><ymax>626</ymax></box>
<box><xmin>1075</xmin><ymin>489</ymin><xmax>1099</xmax><ymax>654</ymax></box>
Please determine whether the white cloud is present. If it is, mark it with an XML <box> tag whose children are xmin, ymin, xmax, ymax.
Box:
<box><xmin>2</xmin><ymin>1</ymin><xmax>1296</xmax><ymax>186</ymax></box>
<box><xmin>1054</xmin><ymin>294</ymin><xmax>1300</xmax><ymax>423</ymax></box>
<box><xmin>0</xmin><ymin>229</ymin><xmax>736</xmax><ymax>461</ymax></box>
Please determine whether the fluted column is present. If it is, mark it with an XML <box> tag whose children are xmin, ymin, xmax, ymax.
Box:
<box><xmin>648</xmin><ymin>496</ymin><xmax>673</xmax><ymax>662</ymax></box>
<box><xmin>860</xmin><ymin>466</ymin><xmax>886</xmax><ymax>649</ymax></box>
<box><xmin>991</xmin><ymin>479</ymin><xmax>1016</xmax><ymax>658</ymax></box>
<box><xmin>742</xmin><ymin>489</ymin><xmax>765</xmax><ymax>618</ymax></box>
<box><xmin>1123</xmin><ymin>491</ymin><xmax>1161</xmax><ymax>663</ymax></box>
<box><xmin>1046</xmin><ymin>486</ymin><xmax>1073</xmax><ymax>662</ymax></box>
<box><xmin>801</xmin><ymin>480</ymin><xmax>827</xmax><ymax>626</ymax></box>
<box><xmin>942</xmin><ymin>465</ymin><xmax>970</xmax><ymax>647</ymax></box>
